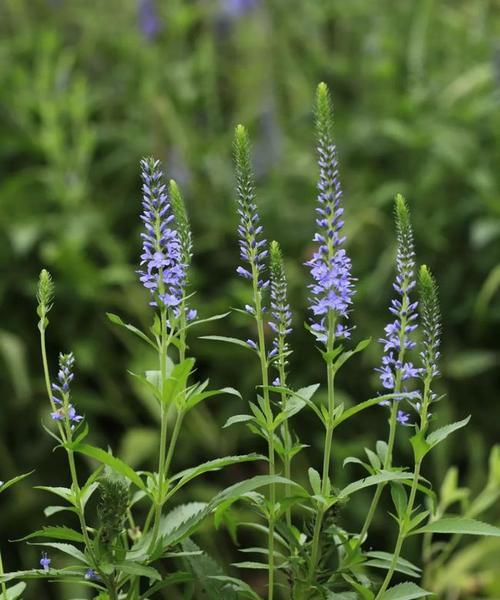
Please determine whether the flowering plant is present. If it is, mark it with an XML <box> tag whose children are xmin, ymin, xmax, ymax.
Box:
<box><xmin>1</xmin><ymin>83</ymin><xmax>499</xmax><ymax>600</ymax></box>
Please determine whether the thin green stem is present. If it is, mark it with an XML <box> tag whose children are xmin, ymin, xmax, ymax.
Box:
<box><xmin>164</xmin><ymin>410</ymin><xmax>184</xmax><ymax>478</ymax></box>
<box><xmin>278</xmin><ymin>356</ymin><xmax>292</xmax><ymax>527</ymax></box>
<box><xmin>308</xmin><ymin>312</ymin><xmax>336</xmax><ymax>584</ymax></box>
<box><xmin>149</xmin><ymin>308</ymin><xmax>168</xmax><ymax>553</ymax></box>
<box><xmin>39</xmin><ymin>326</ymin><xmax>97</xmax><ymax>568</ymax></box>
<box><xmin>253</xmin><ymin>275</ymin><xmax>275</xmax><ymax>600</ymax></box>
<box><xmin>375</xmin><ymin>461</ymin><xmax>422</xmax><ymax>598</ymax></box>
<box><xmin>0</xmin><ymin>551</ymin><xmax>8</xmax><ymax>600</ymax></box>
<box><xmin>357</xmin><ymin>401</ymin><xmax>398</xmax><ymax>545</ymax></box>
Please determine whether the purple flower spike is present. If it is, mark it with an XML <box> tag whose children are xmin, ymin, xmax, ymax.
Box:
<box><xmin>375</xmin><ymin>195</ymin><xmax>420</xmax><ymax>396</ymax></box>
<box><xmin>138</xmin><ymin>158</ymin><xmax>187</xmax><ymax>313</ymax></box>
<box><xmin>233</xmin><ymin>125</ymin><xmax>269</xmax><ymax>294</ymax></box>
<box><xmin>50</xmin><ymin>353</ymin><xmax>83</xmax><ymax>424</ymax></box>
<box><xmin>306</xmin><ymin>83</ymin><xmax>355</xmax><ymax>344</ymax></box>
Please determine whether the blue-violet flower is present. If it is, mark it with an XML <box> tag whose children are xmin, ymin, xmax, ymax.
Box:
<box><xmin>306</xmin><ymin>83</ymin><xmax>355</xmax><ymax>344</ymax></box>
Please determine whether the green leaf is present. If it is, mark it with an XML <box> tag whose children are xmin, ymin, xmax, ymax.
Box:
<box><xmin>106</xmin><ymin>313</ymin><xmax>156</xmax><ymax>348</ymax></box>
<box><xmin>333</xmin><ymin>338</ymin><xmax>371</xmax><ymax>370</ymax></box>
<box><xmin>412</xmin><ymin>517</ymin><xmax>500</xmax><ymax>537</ymax></box>
<box><xmin>232</xmin><ymin>561</ymin><xmax>268</xmax><ymax>569</ymax></box>
<box><xmin>223</xmin><ymin>414</ymin><xmax>254</xmax><ymax>429</ymax></box>
<box><xmin>200</xmin><ymin>335</ymin><xmax>253</xmax><ymax>350</ymax></box>
<box><xmin>338</xmin><ymin>471</ymin><xmax>413</xmax><ymax>499</ymax></box>
<box><xmin>115</xmin><ymin>562</ymin><xmax>161</xmax><ymax>581</ymax></box>
<box><xmin>390</xmin><ymin>483</ymin><xmax>408</xmax><ymax>519</ymax></box>
<box><xmin>0</xmin><ymin>471</ymin><xmax>34</xmax><ymax>495</ymax></box>
<box><xmin>185</xmin><ymin>386</ymin><xmax>241</xmax><ymax>411</ymax></box>
<box><xmin>210</xmin><ymin>475</ymin><xmax>306</xmax><ymax>508</ymax></box>
<box><xmin>31</xmin><ymin>542</ymin><xmax>87</xmax><ymax>563</ymax></box>
<box><xmin>17</xmin><ymin>526</ymin><xmax>84</xmax><ymax>543</ymax></box>
<box><xmin>426</xmin><ymin>416</ymin><xmax>471</xmax><ymax>448</ymax></box>
<box><xmin>410</xmin><ymin>430</ymin><xmax>431</xmax><ymax>462</ymax></box>
<box><xmin>138</xmin><ymin>573</ymin><xmax>194</xmax><ymax>599</ymax></box>
<box><xmin>34</xmin><ymin>486</ymin><xmax>74</xmax><ymax>504</ymax></box>
<box><xmin>208</xmin><ymin>575</ymin><xmax>261</xmax><ymax>600</ymax></box>
<box><xmin>381</xmin><ymin>582</ymin><xmax>432</xmax><ymax>599</ymax></box>
<box><xmin>308</xmin><ymin>467</ymin><xmax>322</xmax><ymax>495</ymax></box>
<box><xmin>182</xmin><ymin>538</ymin><xmax>238</xmax><ymax>600</ymax></box>
<box><xmin>333</xmin><ymin>392</ymin><xmax>415</xmax><ymax>430</ymax></box>
<box><xmin>74</xmin><ymin>443</ymin><xmax>146</xmax><ymax>491</ymax></box>
<box><xmin>162</xmin><ymin>357</ymin><xmax>196</xmax><ymax>406</ymax></box>
<box><xmin>3</xmin><ymin>582</ymin><xmax>26</xmax><ymax>599</ymax></box>
<box><xmin>43</xmin><ymin>505</ymin><xmax>76</xmax><ymax>517</ymax></box>
<box><xmin>185</xmin><ymin>312</ymin><xmax>231</xmax><ymax>329</ymax></box>
<box><xmin>168</xmin><ymin>454</ymin><xmax>265</xmax><ymax>497</ymax></box>
<box><xmin>366</xmin><ymin>551</ymin><xmax>421</xmax><ymax>578</ymax></box>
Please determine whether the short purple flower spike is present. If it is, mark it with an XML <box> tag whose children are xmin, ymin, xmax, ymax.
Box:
<box><xmin>50</xmin><ymin>353</ymin><xmax>83</xmax><ymax>424</ymax></box>
<box><xmin>138</xmin><ymin>158</ymin><xmax>187</xmax><ymax>313</ymax></box>
<box><xmin>307</xmin><ymin>83</ymin><xmax>355</xmax><ymax>344</ymax></box>
<box><xmin>375</xmin><ymin>196</ymin><xmax>420</xmax><ymax>400</ymax></box>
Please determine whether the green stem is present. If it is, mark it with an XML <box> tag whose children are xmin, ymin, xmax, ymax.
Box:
<box><xmin>375</xmin><ymin>460</ymin><xmax>422</xmax><ymax>598</ymax></box>
<box><xmin>308</xmin><ymin>313</ymin><xmax>336</xmax><ymax>584</ymax></box>
<box><xmin>253</xmin><ymin>276</ymin><xmax>275</xmax><ymax>600</ymax></box>
<box><xmin>278</xmin><ymin>344</ymin><xmax>292</xmax><ymax>527</ymax></box>
<box><xmin>39</xmin><ymin>326</ymin><xmax>97</xmax><ymax>567</ymax></box>
<box><xmin>357</xmin><ymin>401</ymin><xmax>398</xmax><ymax>545</ymax></box>
<box><xmin>0</xmin><ymin>551</ymin><xmax>8</xmax><ymax>600</ymax></box>
<box><xmin>149</xmin><ymin>308</ymin><xmax>168</xmax><ymax>553</ymax></box>
<box><xmin>164</xmin><ymin>410</ymin><xmax>184</xmax><ymax>478</ymax></box>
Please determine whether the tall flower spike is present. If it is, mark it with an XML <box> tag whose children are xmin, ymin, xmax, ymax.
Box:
<box><xmin>376</xmin><ymin>195</ymin><xmax>420</xmax><ymax>401</ymax></box>
<box><xmin>138</xmin><ymin>158</ymin><xmax>186</xmax><ymax>312</ymax></box>
<box><xmin>169</xmin><ymin>179</ymin><xmax>197</xmax><ymax>321</ymax></box>
<box><xmin>306</xmin><ymin>83</ymin><xmax>355</xmax><ymax>343</ymax></box>
<box><xmin>50</xmin><ymin>352</ymin><xmax>83</xmax><ymax>424</ymax></box>
<box><xmin>233</xmin><ymin>125</ymin><xmax>268</xmax><ymax>292</ymax></box>
<box><xmin>269</xmin><ymin>241</ymin><xmax>292</xmax><ymax>382</ymax></box>
<box><xmin>418</xmin><ymin>265</ymin><xmax>441</xmax><ymax>383</ymax></box>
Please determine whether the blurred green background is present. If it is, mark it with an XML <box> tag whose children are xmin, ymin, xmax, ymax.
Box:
<box><xmin>1</xmin><ymin>0</ymin><xmax>500</xmax><ymax>598</ymax></box>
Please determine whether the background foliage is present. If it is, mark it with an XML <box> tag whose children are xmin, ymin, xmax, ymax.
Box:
<box><xmin>0</xmin><ymin>0</ymin><xmax>499</xmax><ymax>598</ymax></box>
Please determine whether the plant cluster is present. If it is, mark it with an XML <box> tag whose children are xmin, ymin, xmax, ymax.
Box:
<box><xmin>1</xmin><ymin>83</ymin><xmax>499</xmax><ymax>600</ymax></box>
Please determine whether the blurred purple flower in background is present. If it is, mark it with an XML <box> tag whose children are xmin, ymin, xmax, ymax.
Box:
<box><xmin>138</xmin><ymin>0</ymin><xmax>162</xmax><ymax>40</ymax></box>
<box><xmin>220</xmin><ymin>0</ymin><xmax>257</xmax><ymax>18</ymax></box>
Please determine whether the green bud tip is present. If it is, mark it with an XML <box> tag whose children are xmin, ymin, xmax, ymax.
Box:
<box><xmin>315</xmin><ymin>81</ymin><xmax>334</xmax><ymax>141</ymax></box>
<box><xmin>37</xmin><ymin>269</ymin><xmax>54</xmax><ymax>314</ymax></box>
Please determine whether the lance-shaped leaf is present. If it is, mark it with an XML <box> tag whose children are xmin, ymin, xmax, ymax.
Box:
<box><xmin>411</xmin><ymin>517</ymin><xmax>500</xmax><ymax>537</ymax></box>
<box><xmin>338</xmin><ymin>471</ymin><xmax>413</xmax><ymax>499</ymax></box>
<box><xmin>382</xmin><ymin>582</ymin><xmax>433</xmax><ymax>599</ymax></box>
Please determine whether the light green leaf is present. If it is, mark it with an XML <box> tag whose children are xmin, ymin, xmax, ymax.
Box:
<box><xmin>185</xmin><ymin>386</ymin><xmax>241</xmax><ymax>411</ymax></box>
<box><xmin>223</xmin><ymin>414</ymin><xmax>254</xmax><ymax>429</ymax></box>
<box><xmin>31</xmin><ymin>542</ymin><xmax>87</xmax><ymax>564</ymax></box>
<box><xmin>200</xmin><ymin>335</ymin><xmax>253</xmax><ymax>350</ymax></box>
<box><xmin>308</xmin><ymin>467</ymin><xmax>322</xmax><ymax>495</ymax></box>
<box><xmin>208</xmin><ymin>575</ymin><xmax>261</xmax><ymax>600</ymax></box>
<box><xmin>106</xmin><ymin>313</ymin><xmax>156</xmax><ymax>348</ymax></box>
<box><xmin>412</xmin><ymin>517</ymin><xmax>500</xmax><ymax>537</ymax></box>
<box><xmin>74</xmin><ymin>443</ymin><xmax>146</xmax><ymax>491</ymax></box>
<box><xmin>115</xmin><ymin>562</ymin><xmax>161</xmax><ymax>581</ymax></box>
<box><xmin>17</xmin><ymin>526</ymin><xmax>84</xmax><ymax>543</ymax></box>
<box><xmin>34</xmin><ymin>486</ymin><xmax>74</xmax><ymax>504</ymax></box>
<box><xmin>426</xmin><ymin>416</ymin><xmax>471</xmax><ymax>448</ymax></box>
<box><xmin>185</xmin><ymin>312</ymin><xmax>231</xmax><ymax>330</ymax></box>
<box><xmin>381</xmin><ymin>582</ymin><xmax>432</xmax><ymax>599</ymax></box>
<box><xmin>4</xmin><ymin>582</ymin><xmax>26</xmax><ymax>599</ymax></box>
<box><xmin>366</xmin><ymin>551</ymin><xmax>421</xmax><ymax>578</ymax></box>
<box><xmin>232</xmin><ymin>561</ymin><xmax>268</xmax><ymax>569</ymax></box>
<box><xmin>168</xmin><ymin>454</ymin><xmax>265</xmax><ymax>496</ymax></box>
<box><xmin>0</xmin><ymin>471</ymin><xmax>34</xmax><ymax>495</ymax></box>
<box><xmin>338</xmin><ymin>471</ymin><xmax>413</xmax><ymax>499</ymax></box>
<box><xmin>333</xmin><ymin>338</ymin><xmax>371</xmax><ymax>370</ymax></box>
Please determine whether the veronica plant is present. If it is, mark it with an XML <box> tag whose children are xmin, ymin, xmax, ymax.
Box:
<box><xmin>1</xmin><ymin>84</ymin><xmax>499</xmax><ymax>600</ymax></box>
